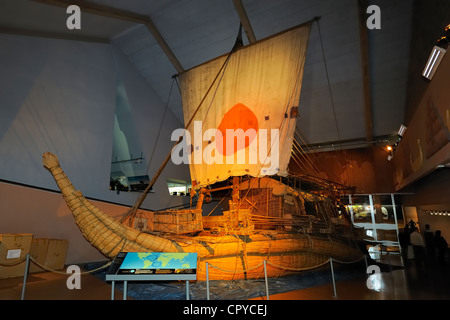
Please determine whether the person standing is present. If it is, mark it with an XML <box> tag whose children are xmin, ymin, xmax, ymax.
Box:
<box><xmin>423</xmin><ymin>224</ymin><xmax>435</xmax><ymax>262</ymax></box>
<box><xmin>410</xmin><ymin>227</ymin><xmax>426</xmax><ymax>268</ymax></box>
<box><xmin>434</xmin><ymin>230</ymin><xmax>448</xmax><ymax>265</ymax></box>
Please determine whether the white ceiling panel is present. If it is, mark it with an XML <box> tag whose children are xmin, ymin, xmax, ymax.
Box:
<box><xmin>0</xmin><ymin>0</ymin><xmax>417</xmax><ymax>149</ymax></box>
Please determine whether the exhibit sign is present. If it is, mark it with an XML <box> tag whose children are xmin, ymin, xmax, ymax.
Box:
<box><xmin>118</xmin><ymin>252</ymin><xmax>197</xmax><ymax>274</ymax></box>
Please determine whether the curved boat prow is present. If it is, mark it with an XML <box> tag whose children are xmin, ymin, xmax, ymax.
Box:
<box><xmin>42</xmin><ymin>152</ymin><xmax>60</xmax><ymax>170</ymax></box>
<box><xmin>42</xmin><ymin>152</ymin><xmax>182</xmax><ymax>258</ymax></box>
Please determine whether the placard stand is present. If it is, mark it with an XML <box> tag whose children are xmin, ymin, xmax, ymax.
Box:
<box><xmin>106</xmin><ymin>252</ymin><xmax>197</xmax><ymax>300</ymax></box>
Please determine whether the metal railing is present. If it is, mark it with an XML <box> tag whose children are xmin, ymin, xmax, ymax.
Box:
<box><xmin>204</xmin><ymin>255</ymin><xmax>368</xmax><ymax>300</ymax></box>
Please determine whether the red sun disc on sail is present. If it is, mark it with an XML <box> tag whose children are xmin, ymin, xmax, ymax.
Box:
<box><xmin>216</xmin><ymin>103</ymin><xmax>258</xmax><ymax>156</ymax></box>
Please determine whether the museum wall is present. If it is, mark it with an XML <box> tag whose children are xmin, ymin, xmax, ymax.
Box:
<box><xmin>396</xmin><ymin>41</ymin><xmax>450</xmax><ymax>241</ymax></box>
<box><xmin>289</xmin><ymin>145</ymin><xmax>396</xmax><ymax>194</ymax></box>
<box><xmin>404</xmin><ymin>0</ymin><xmax>450</xmax><ymax>125</ymax></box>
<box><xmin>0</xmin><ymin>34</ymin><xmax>190</xmax><ymax>263</ymax></box>
<box><xmin>0</xmin><ymin>181</ymin><xmax>124</xmax><ymax>263</ymax></box>
<box><xmin>401</xmin><ymin>169</ymin><xmax>450</xmax><ymax>242</ymax></box>
<box><xmin>392</xmin><ymin>51</ymin><xmax>450</xmax><ymax>192</ymax></box>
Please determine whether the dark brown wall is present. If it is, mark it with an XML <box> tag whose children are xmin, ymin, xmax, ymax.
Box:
<box><xmin>289</xmin><ymin>146</ymin><xmax>396</xmax><ymax>194</ymax></box>
<box><xmin>402</xmin><ymin>168</ymin><xmax>450</xmax><ymax>206</ymax></box>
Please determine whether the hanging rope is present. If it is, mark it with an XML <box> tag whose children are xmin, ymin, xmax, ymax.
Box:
<box><xmin>207</xmin><ymin>260</ymin><xmax>265</xmax><ymax>274</ymax></box>
<box><xmin>266</xmin><ymin>258</ymin><xmax>330</xmax><ymax>271</ymax></box>
<box><xmin>30</xmin><ymin>258</ymin><xmax>112</xmax><ymax>276</ymax></box>
<box><xmin>0</xmin><ymin>255</ymin><xmax>112</xmax><ymax>275</ymax></box>
<box><xmin>0</xmin><ymin>256</ymin><xmax>28</xmax><ymax>267</ymax></box>
<box><xmin>146</xmin><ymin>77</ymin><xmax>176</xmax><ymax>176</ymax></box>
<box><xmin>205</xmin><ymin>254</ymin><xmax>365</xmax><ymax>275</ymax></box>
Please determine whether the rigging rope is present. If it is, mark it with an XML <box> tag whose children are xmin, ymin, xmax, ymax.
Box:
<box><xmin>316</xmin><ymin>18</ymin><xmax>342</xmax><ymax>145</ymax></box>
<box><xmin>146</xmin><ymin>78</ymin><xmax>176</xmax><ymax>177</ymax></box>
<box><xmin>124</xmin><ymin>24</ymin><xmax>244</xmax><ymax>219</ymax></box>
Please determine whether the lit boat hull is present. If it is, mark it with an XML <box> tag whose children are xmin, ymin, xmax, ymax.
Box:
<box><xmin>43</xmin><ymin>152</ymin><xmax>362</xmax><ymax>280</ymax></box>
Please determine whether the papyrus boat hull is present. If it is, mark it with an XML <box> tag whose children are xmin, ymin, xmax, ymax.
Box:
<box><xmin>43</xmin><ymin>152</ymin><xmax>362</xmax><ymax>280</ymax></box>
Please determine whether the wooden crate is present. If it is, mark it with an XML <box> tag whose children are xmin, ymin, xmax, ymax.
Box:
<box><xmin>153</xmin><ymin>209</ymin><xmax>203</xmax><ymax>234</ymax></box>
<box><xmin>0</xmin><ymin>233</ymin><xmax>33</xmax><ymax>279</ymax></box>
<box><xmin>29</xmin><ymin>238</ymin><xmax>48</xmax><ymax>273</ymax></box>
<box><xmin>202</xmin><ymin>209</ymin><xmax>253</xmax><ymax>235</ymax></box>
<box><xmin>45</xmin><ymin>239</ymin><xmax>68</xmax><ymax>270</ymax></box>
<box><xmin>30</xmin><ymin>238</ymin><xmax>68</xmax><ymax>273</ymax></box>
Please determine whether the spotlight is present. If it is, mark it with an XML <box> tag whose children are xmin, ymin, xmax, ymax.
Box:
<box><xmin>423</xmin><ymin>24</ymin><xmax>450</xmax><ymax>80</ymax></box>
<box><xmin>437</xmin><ymin>36</ymin><xmax>449</xmax><ymax>47</ymax></box>
<box><xmin>423</xmin><ymin>46</ymin><xmax>446</xmax><ymax>80</ymax></box>
<box><xmin>385</xmin><ymin>145</ymin><xmax>394</xmax><ymax>161</ymax></box>
<box><xmin>398</xmin><ymin>124</ymin><xmax>407</xmax><ymax>137</ymax></box>
<box><xmin>437</xmin><ymin>24</ymin><xmax>450</xmax><ymax>48</ymax></box>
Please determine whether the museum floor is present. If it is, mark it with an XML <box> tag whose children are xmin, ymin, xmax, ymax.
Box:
<box><xmin>0</xmin><ymin>253</ymin><xmax>449</xmax><ymax>300</ymax></box>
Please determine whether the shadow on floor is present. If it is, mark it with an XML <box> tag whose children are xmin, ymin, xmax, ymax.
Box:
<box><xmin>1</xmin><ymin>254</ymin><xmax>449</xmax><ymax>300</ymax></box>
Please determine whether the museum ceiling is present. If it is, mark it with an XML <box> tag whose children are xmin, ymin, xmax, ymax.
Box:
<box><xmin>1</xmin><ymin>0</ymin><xmax>449</xmax><ymax>151</ymax></box>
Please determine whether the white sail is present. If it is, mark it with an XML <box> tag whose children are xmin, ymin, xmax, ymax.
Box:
<box><xmin>178</xmin><ymin>23</ymin><xmax>311</xmax><ymax>189</ymax></box>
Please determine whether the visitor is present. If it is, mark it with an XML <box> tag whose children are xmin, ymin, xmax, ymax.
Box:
<box><xmin>407</xmin><ymin>219</ymin><xmax>416</xmax><ymax>230</ymax></box>
<box><xmin>410</xmin><ymin>227</ymin><xmax>425</xmax><ymax>268</ymax></box>
<box><xmin>423</xmin><ymin>224</ymin><xmax>435</xmax><ymax>262</ymax></box>
<box><xmin>434</xmin><ymin>230</ymin><xmax>448</xmax><ymax>265</ymax></box>
<box><xmin>399</xmin><ymin>226</ymin><xmax>410</xmax><ymax>263</ymax></box>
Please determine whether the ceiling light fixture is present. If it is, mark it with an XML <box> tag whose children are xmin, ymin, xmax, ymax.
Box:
<box><xmin>423</xmin><ymin>46</ymin><xmax>446</xmax><ymax>80</ymax></box>
<box><xmin>423</xmin><ymin>24</ymin><xmax>450</xmax><ymax>80</ymax></box>
<box><xmin>385</xmin><ymin>144</ymin><xmax>394</xmax><ymax>161</ymax></box>
<box><xmin>398</xmin><ymin>124</ymin><xmax>407</xmax><ymax>137</ymax></box>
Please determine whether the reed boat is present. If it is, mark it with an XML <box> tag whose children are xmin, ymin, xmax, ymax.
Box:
<box><xmin>43</xmin><ymin>152</ymin><xmax>362</xmax><ymax>280</ymax></box>
<box><xmin>43</xmin><ymin>20</ymin><xmax>363</xmax><ymax>280</ymax></box>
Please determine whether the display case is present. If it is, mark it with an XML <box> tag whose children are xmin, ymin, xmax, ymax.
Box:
<box><xmin>343</xmin><ymin>194</ymin><xmax>404</xmax><ymax>265</ymax></box>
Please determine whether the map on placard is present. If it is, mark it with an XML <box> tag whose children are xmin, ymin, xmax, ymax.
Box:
<box><xmin>119</xmin><ymin>252</ymin><xmax>197</xmax><ymax>270</ymax></box>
